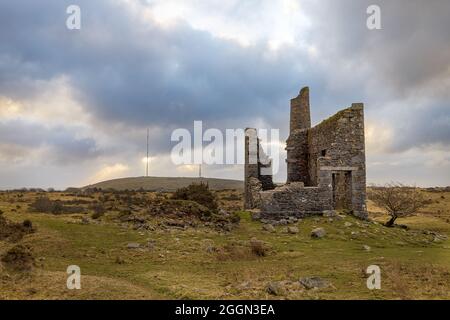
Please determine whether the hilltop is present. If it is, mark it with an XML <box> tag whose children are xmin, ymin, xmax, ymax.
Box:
<box><xmin>82</xmin><ymin>176</ymin><xmax>243</xmax><ymax>192</ymax></box>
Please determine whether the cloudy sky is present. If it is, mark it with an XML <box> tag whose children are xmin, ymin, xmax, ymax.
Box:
<box><xmin>0</xmin><ymin>0</ymin><xmax>449</xmax><ymax>189</ymax></box>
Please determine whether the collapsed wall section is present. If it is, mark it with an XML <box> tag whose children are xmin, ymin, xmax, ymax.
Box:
<box><xmin>244</xmin><ymin>128</ymin><xmax>275</xmax><ymax>209</ymax></box>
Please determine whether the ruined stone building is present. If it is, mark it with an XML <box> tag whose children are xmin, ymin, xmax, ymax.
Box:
<box><xmin>244</xmin><ymin>87</ymin><xmax>367</xmax><ymax>219</ymax></box>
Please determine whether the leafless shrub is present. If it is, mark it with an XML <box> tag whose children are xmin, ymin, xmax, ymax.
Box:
<box><xmin>368</xmin><ymin>183</ymin><xmax>428</xmax><ymax>227</ymax></box>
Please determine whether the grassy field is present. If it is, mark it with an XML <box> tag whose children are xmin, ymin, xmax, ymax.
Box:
<box><xmin>0</xmin><ymin>188</ymin><xmax>449</xmax><ymax>300</ymax></box>
<box><xmin>82</xmin><ymin>176</ymin><xmax>243</xmax><ymax>192</ymax></box>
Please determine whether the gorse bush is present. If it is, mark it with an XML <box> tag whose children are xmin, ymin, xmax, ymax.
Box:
<box><xmin>90</xmin><ymin>203</ymin><xmax>106</xmax><ymax>219</ymax></box>
<box><xmin>171</xmin><ymin>183</ymin><xmax>218</xmax><ymax>212</ymax></box>
<box><xmin>29</xmin><ymin>197</ymin><xmax>84</xmax><ymax>215</ymax></box>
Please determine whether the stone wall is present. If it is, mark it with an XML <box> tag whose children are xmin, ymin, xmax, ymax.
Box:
<box><xmin>244</xmin><ymin>87</ymin><xmax>367</xmax><ymax>219</ymax></box>
<box><xmin>259</xmin><ymin>183</ymin><xmax>332</xmax><ymax>218</ymax></box>
<box><xmin>286</xmin><ymin>129</ymin><xmax>310</xmax><ymax>184</ymax></box>
<box><xmin>244</xmin><ymin>128</ymin><xmax>275</xmax><ymax>209</ymax></box>
<box><xmin>308</xmin><ymin>103</ymin><xmax>367</xmax><ymax>218</ymax></box>
<box><xmin>287</xmin><ymin>87</ymin><xmax>311</xmax><ymax>185</ymax></box>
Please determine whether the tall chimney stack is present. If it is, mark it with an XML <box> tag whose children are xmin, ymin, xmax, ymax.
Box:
<box><xmin>290</xmin><ymin>86</ymin><xmax>311</xmax><ymax>133</ymax></box>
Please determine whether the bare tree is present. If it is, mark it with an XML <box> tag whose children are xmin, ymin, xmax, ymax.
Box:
<box><xmin>368</xmin><ymin>183</ymin><xmax>428</xmax><ymax>227</ymax></box>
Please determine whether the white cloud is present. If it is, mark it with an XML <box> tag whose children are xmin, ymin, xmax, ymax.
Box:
<box><xmin>89</xmin><ymin>163</ymin><xmax>130</xmax><ymax>184</ymax></box>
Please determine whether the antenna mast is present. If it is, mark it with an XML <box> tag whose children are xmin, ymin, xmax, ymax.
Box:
<box><xmin>146</xmin><ymin>128</ymin><xmax>149</xmax><ymax>177</ymax></box>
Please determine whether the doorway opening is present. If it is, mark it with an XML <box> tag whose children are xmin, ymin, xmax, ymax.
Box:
<box><xmin>332</xmin><ymin>171</ymin><xmax>352</xmax><ymax>210</ymax></box>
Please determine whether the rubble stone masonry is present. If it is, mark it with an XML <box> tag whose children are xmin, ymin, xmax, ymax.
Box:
<box><xmin>244</xmin><ymin>87</ymin><xmax>367</xmax><ymax>220</ymax></box>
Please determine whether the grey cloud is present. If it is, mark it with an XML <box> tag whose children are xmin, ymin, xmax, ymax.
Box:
<box><xmin>0</xmin><ymin>120</ymin><xmax>100</xmax><ymax>164</ymax></box>
<box><xmin>0</xmin><ymin>0</ymin><xmax>314</xmax><ymax>130</ymax></box>
<box><xmin>0</xmin><ymin>0</ymin><xmax>449</xmax><ymax>187</ymax></box>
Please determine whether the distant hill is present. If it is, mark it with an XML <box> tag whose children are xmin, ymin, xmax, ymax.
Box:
<box><xmin>82</xmin><ymin>176</ymin><xmax>243</xmax><ymax>192</ymax></box>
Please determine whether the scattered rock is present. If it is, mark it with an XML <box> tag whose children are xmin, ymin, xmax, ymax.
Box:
<box><xmin>127</xmin><ymin>243</ymin><xmax>140</xmax><ymax>249</ymax></box>
<box><xmin>322</xmin><ymin>210</ymin><xmax>336</xmax><ymax>217</ymax></box>
<box><xmin>251</xmin><ymin>212</ymin><xmax>261</xmax><ymax>221</ymax></box>
<box><xmin>237</xmin><ymin>281</ymin><xmax>251</xmax><ymax>290</ymax></box>
<box><xmin>262</xmin><ymin>224</ymin><xmax>276</xmax><ymax>233</ymax></box>
<box><xmin>266</xmin><ymin>281</ymin><xmax>284</xmax><ymax>296</ymax></box>
<box><xmin>287</xmin><ymin>226</ymin><xmax>299</xmax><ymax>234</ymax></box>
<box><xmin>311</xmin><ymin>228</ymin><xmax>326</xmax><ymax>239</ymax></box>
<box><xmin>344</xmin><ymin>222</ymin><xmax>353</xmax><ymax>227</ymax></box>
<box><xmin>219</xmin><ymin>208</ymin><xmax>229</xmax><ymax>216</ymax></box>
<box><xmin>164</xmin><ymin>219</ymin><xmax>185</xmax><ymax>229</ymax></box>
<box><xmin>362</xmin><ymin>245</ymin><xmax>371</xmax><ymax>251</ymax></box>
<box><xmin>81</xmin><ymin>217</ymin><xmax>90</xmax><ymax>225</ymax></box>
<box><xmin>299</xmin><ymin>277</ymin><xmax>329</xmax><ymax>290</ymax></box>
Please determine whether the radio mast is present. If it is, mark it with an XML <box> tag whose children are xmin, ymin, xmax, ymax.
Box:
<box><xmin>146</xmin><ymin>128</ymin><xmax>149</xmax><ymax>177</ymax></box>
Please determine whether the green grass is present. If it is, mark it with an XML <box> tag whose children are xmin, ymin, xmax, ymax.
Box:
<box><xmin>1</xmin><ymin>191</ymin><xmax>450</xmax><ymax>300</ymax></box>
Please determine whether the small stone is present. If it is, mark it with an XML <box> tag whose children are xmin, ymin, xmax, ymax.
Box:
<box><xmin>266</xmin><ymin>281</ymin><xmax>284</xmax><ymax>296</ymax></box>
<box><xmin>115</xmin><ymin>256</ymin><xmax>125</xmax><ymax>264</ymax></box>
<box><xmin>251</xmin><ymin>212</ymin><xmax>261</xmax><ymax>221</ymax></box>
<box><xmin>299</xmin><ymin>277</ymin><xmax>329</xmax><ymax>290</ymax></box>
<box><xmin>127</xmin><ymin>243</ymin><xmax>140</xmax><ymax>249</ymax></box>
<box><xmin>363</xmin><ymin>245</ymin><xmax>371</xmax><ymax>251</ymax></box>
<box><xmin>287</xmin><ymin>226</ymin><xmax>299</xmax><ymax>234</ymax></box>
<box><xmin>344</xmin><ymin>222</ymin><xmax>353</xmax><ymax>227</ymax></box>
<box><xmin>311</xmin><ymin>228</ymin><xmax>326</xmax><ymax>238</ymax></box>
<box><xmin>322</xmin><ymin>210</ymin><xmax>336</xmax><ymax>217</ymax></box>
<box><xmin>262</xmin><ymin>224</ymin><xmax>276</xmax><ymax>233</ymax></box>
